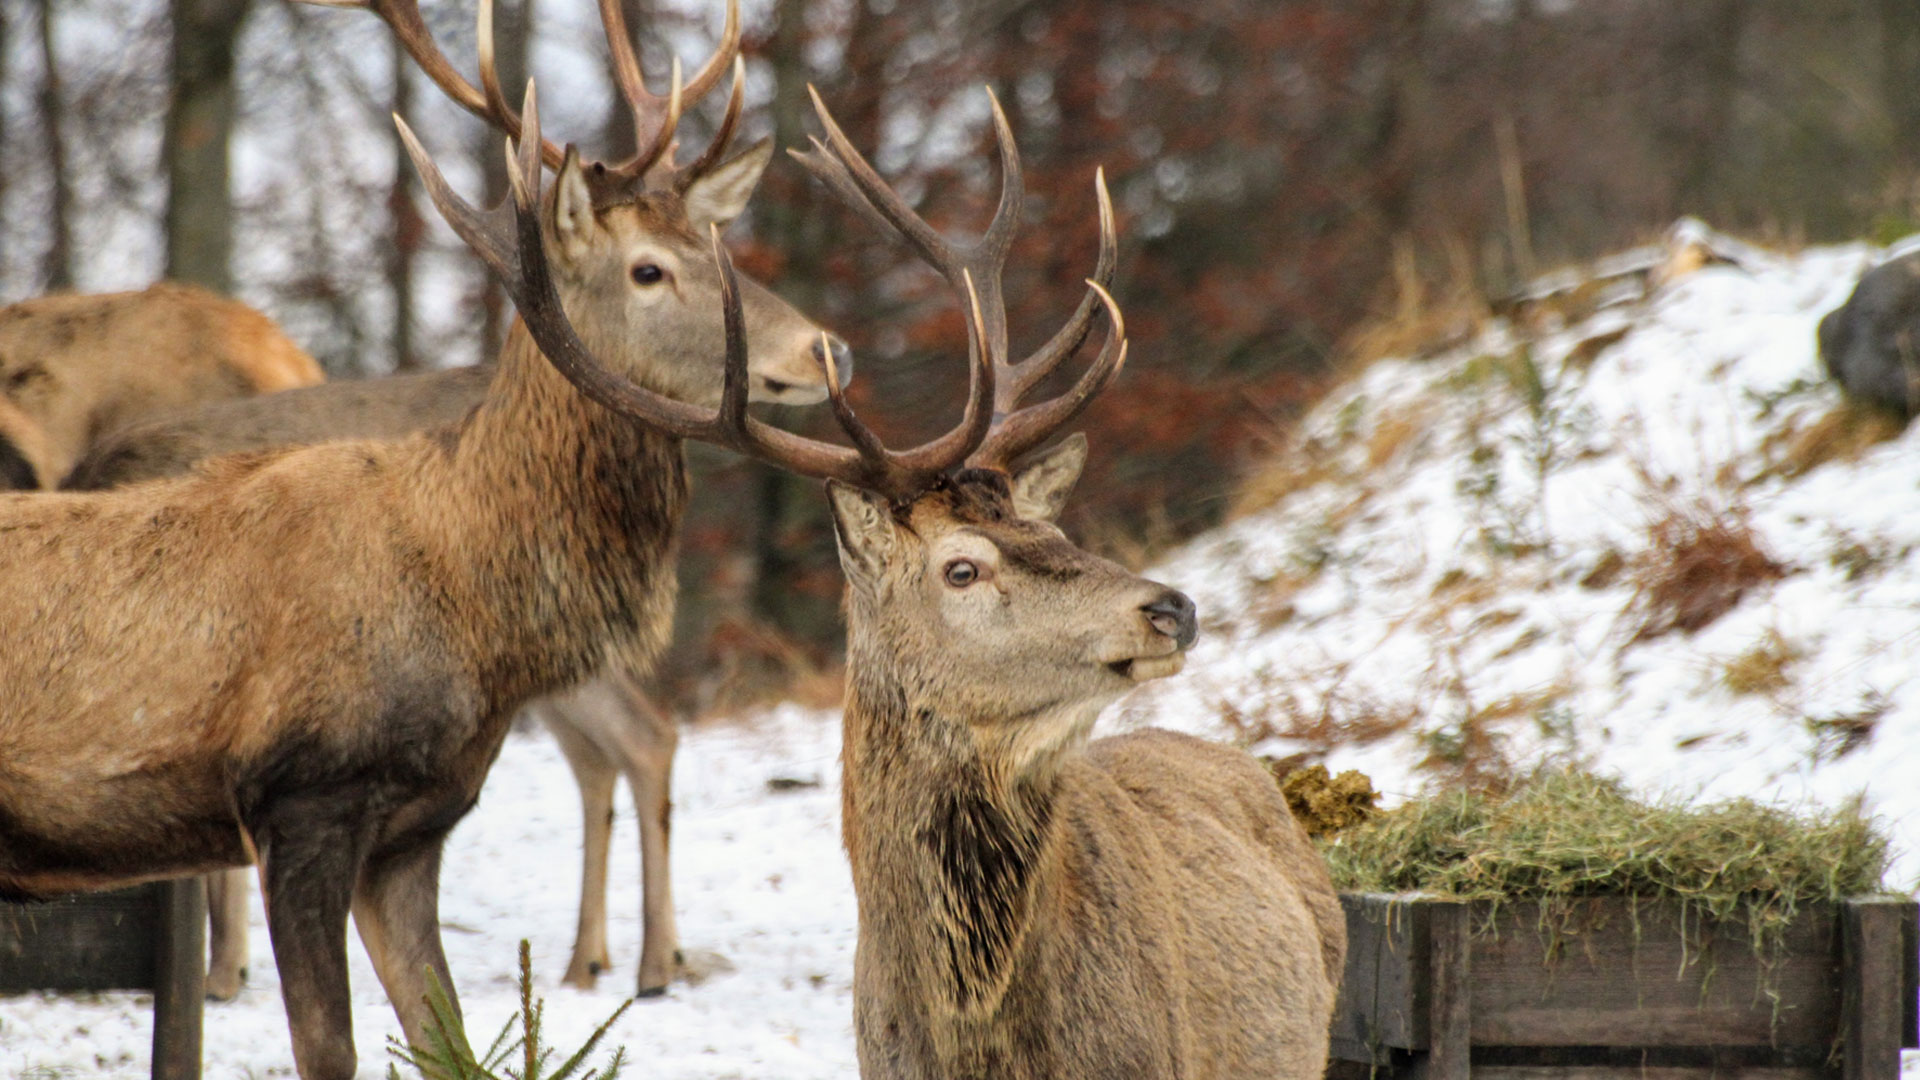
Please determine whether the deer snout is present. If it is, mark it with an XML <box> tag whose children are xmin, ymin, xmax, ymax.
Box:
<box><xmin>1141</xmin><ymin>590</ymin><xmax>1199</xmax><ymax>650</ymax></box>
<box><xmin>814</xmin><ymin>335</ymin><xmax>854</xmax><ymax>389</ymax></box>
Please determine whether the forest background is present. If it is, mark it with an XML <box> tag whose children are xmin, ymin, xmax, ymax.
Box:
<box><xmin>4</xmin><ymin>0</ymin><xmax>1916</xmax><ymax>710</ymax></box>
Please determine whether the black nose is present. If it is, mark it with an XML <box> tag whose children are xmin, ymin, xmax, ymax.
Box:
<box><xmin>812</xmin><ymin>336</ymin><xmax>854</xmax><ymax>388</ymax></box>
<box><xmin>1141</xmin><ymin>590</ymin><xmax>1199</xmax><ymax>650</ymax></box>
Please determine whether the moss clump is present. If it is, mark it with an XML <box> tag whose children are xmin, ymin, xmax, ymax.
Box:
<box><xmin>1279</xmin><ymin>764</ymin><xmax>1381</xmax><ymax>837</ymax></box>
<box><xmin>1323</xmin><ymin>769</ymin><xmax>1890</xmax><ymax>926</ymax></box>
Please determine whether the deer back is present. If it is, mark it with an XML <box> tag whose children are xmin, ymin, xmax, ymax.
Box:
<box><xmin>63</xmin><ymin>364</ymin><xmax>496</xmax><ymax>490</ymax></box>
<box><xmin>0</xmin><ymin>282</ymin><xmax>325</xmax><ymax>488</ymax></box>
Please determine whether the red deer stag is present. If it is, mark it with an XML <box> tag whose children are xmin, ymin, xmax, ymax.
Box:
<box><xmin>61</xmin><ymin>0</ymin><xmax>820</xmax><ymax>1003</ymax></box>
<box><xmin>69</xmin><ymin>371</ymin><xmax>689</xmax><ymax>1000</ymax></box>
<box><xmin>781</xmin><ymin>89</ymin><xmax>1348</xmax><ymax>1078</ymax></box>
<box><xmin>0</xmin><ymin>282</ymin><xmax>324</xmax><ymax>490</ymax></box>
<box><xmin>0</xmin><ymin>14</ymin><xmax>850</xmax><ymax>1076</ymax></box>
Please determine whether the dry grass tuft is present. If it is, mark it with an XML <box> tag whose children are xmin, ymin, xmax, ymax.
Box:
<box><xmin>1719</xmin><ymin>629</ymin><xmax>1803</xmax><ymax>697</ymax></box>
<box><xmin>1624</xmin><ymin>497</ymin><xmax>1788</xmax><ymax>642</ymax></box>
<box><xmin>1232</xmin><ymin>444</ymin><xmax>1348</xmax><ymax>520</ymax></box>
<box><xmin>1342</xmin><ymin>240</ymin><xmax>1490</xmax><ymax>368</ymax></box>
<box><xmin>1271</xmin><ymin>764</ymin><xmax>1380</xmax><ymax>837</ymax></box>
<box><xmin>1322</xmin><ymin>769</ymin><xmax>1891</xmax><ymax>948</ymax></box>
<box><xmin>1760</xmin><ymin>398</ymin><xmax>1906</xmax><ymax>480</ymax></box>
<box><xmin>1806</xmin><ymin>693</ymin><xmax>1889</xmax><ymax>762</ymax></box>
<box><xmin>1213</xmin><ymin>665</ymin><xmax>1421</xmax><ymax>764</ymax></box>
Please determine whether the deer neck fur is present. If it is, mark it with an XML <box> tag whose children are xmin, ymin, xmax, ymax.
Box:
<box><xmin>425</xmin><ymin>319</ymin><xmax>687</xmax><ymax>709</ymax></box>
<box><xmin>841</xmin><ymin>633</ymin><xmax>1099</xmax><ymax>1063</ymax></box>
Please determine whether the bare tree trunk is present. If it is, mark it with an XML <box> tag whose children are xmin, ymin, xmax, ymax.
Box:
<box><xmin>478</xmin><ymin>0</ymin><xmax>532</xmax><ymax>358</ymax></box>
<box><xmin>387</xmin><ymin>48</ymin><xmax>421</xmax><ymax>371</ymax></box>
<box><xmin>35</xmin><ymin>0</ymin><xmax>72</xmax><ymax>291</ymax></box>
<box><xmin>1880</xmin><ymin>0</ymin><xmax>1920</xmax><ymax>180</ymax></box>
<box><xmin>164</xmin><ymin>0</ymin><xmax>251</xmax><ymax>293</ymax></box>
<box><xmin>0</xmin><ymin>3</ymin><xmax>12</xmax><ymax>263</ymax></box>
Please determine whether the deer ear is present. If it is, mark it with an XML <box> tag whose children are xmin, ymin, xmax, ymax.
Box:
<box><xmin>827</xmin><ymin>480</ymin><xmax>898</xmax><ymax>590</ymax></box>
<box><xmin>683</xmin><ymin>139</ymin><xmax>773</xmax><ymax>233</ymax></box>
<box><xmin>549</xmin><ymin>147</ymin><xmax>598</xmax><ymax>264</ymax></box>
<box><xmin>1008</xmin><ymin>433</ymin><xmax>1088</xmax><ymax>522</ymax></box>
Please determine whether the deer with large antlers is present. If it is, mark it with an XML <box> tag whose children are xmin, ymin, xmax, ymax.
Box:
<box><xmin>765</xmin><ymin>91</ymin><xmax>1350</xmax><ymax>1078</ymax></box>
<box><xmin>0</xmin><ymin>1</ymin><xmax>852</xmax><ymax>1073</ymax></box>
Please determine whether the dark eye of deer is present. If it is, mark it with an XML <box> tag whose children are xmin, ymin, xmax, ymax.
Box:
<box><xmin>631</xmin><ymin>263</ymin><xmax>665</xmax><ymax>286</ymax></box>
<box><xmin>944</xmin><ymin>559</ymin><xmax>979</xmax><ymax>588</ymax></box>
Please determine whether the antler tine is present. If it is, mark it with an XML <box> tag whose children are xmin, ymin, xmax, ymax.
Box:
<box><xmin>395</xmin><ymin>110</ymin><xmax>518</xmax><ymax>287</ymax></box>
<box><xmin>978</xmin><ymin>88</ymin><xmax>1025</xmax><ymax>269</ymax></box>
<box><xmin>968</xmin><ymin>280</ymin><xmax>1127</xmax><ymax>470</ymax></box>
<box><xmin>998</xmin><ymin>167</ymin><xmax>1118</xmax><ymax>410</ymax></box>
<box><xmin>705</xmin><ymin>226</ymin><xmax>997</xmax><ymax>499</ymax></box>
<box><xmin>678</xmin><ymin>55</ymin><xmax>747</xmax><ymax>187</ymax></box>
<box><xmin>599</xmin><ymin>0</ymin><xmax>738</xmax><ymax>181</ymax></box>
<box><xmin>889</xmin><ymin>268</ymin><xmax>998</xmax><ymax>475</ymax></box>
<box><xmin>794</xmin><ymin>85</ymin><xmax>962</xmax><ymax>278</ymax></box>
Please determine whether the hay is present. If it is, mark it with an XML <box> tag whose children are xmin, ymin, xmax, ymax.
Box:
<box><xmin>1277</xmin><ymin>764</ymin><xmax>1381</xmax><ymax>837</ymax></box>
<box><xmin>1322</xmin><ymin>769</ymin><xmax>1891</xmax><ymax>936</ymax></box>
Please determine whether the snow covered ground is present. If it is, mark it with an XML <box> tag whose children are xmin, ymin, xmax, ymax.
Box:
<box><xmin>5</xmin><ymin>228</ymin><xmax>1919</xmax><ymax>1075</ymax></box>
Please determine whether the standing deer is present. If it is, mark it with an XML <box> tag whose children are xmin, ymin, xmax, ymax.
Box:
<box><xmin>0</xmin><ymin>282</ymin><xmax>324</xmax><ymax>489</ymax></box>
<box><xmin>0</xmin><ymin>5</ymin><xmax>854</xmax><ymax>1071</ymax></box>
<box><xmin>775</xmin><ymin>90</ymin><xmax>1347</xmax><ymax>1078</ymax></box>
<box><xmin>68</xmin><ymin>361</ymin><xmax>691</xmax><ymax>1000</ymax></box>
<box><xmin>63</xmin><ymin>363</ymin><xmax>495</xmax><ymax>1004</ymax></box>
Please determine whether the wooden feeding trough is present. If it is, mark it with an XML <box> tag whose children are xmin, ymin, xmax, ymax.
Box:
<box><xmin>1</xmin><ymin>878</ymin><xmax>207</xmax><ymax>1080</ymax></box>
<box><xmin>1329</xmin><ymin>892</ymin><xmax>1918</xmax><ymax>1080</ymax></box>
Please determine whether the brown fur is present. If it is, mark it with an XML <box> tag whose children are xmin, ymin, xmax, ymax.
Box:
<box><xmin>0</xmin><ymin>153</ymin><xmax>836</xmax><ymax>1080</ymax></box>
<box><xmin>828</xmin><ymin>451</ymin><xmax>1345</xmax><ymax>1080</ymax></box>
<box><xmin>0</xmin><ymin>282</ymin><xmax>324</xmax><ymax>488</ymax></box>
<box><xmin>65</xmin><ymin>361</ymin><xmax>690</xmax><ymax>997</ymax></box>
<box><xmin>63</xmin><ymin>365</ymin><xmax>494</xmax><ymax>491</ymax></box>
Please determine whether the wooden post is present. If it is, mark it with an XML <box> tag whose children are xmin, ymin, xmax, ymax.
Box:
<box><xmin>1841</xmin><ymin>896</ymin><xmax>1910</xmax><ymax>1080</ymax></box>
<box><xmin>151</xmin><ymin>877</ymin><xmax>206</xmax><ymax>1080</ymax></box>
<box><xmin>1420</xmin><ymin>900</ymin><xmax>1471</xmax><ymax>1080</ymax></box>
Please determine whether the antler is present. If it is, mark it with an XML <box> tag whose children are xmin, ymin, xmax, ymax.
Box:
<box><xmin>300</xmin><ymin>0</ymin><xmax>744</xmax><ymax>190</ymax></box>
<box><xmin>789</xmin><ymin>85</ymin><xmax>1125</xmax><ymax>473</ymax></box>
<box><xmin>398</xmin><ymin>81</ymin><xmax>999</xmax><ymax>502</ymax></box>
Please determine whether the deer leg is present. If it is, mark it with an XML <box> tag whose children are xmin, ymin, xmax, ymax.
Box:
<box><xmin>206</xmin><ymin>866</ymin><xmax>252</xmax><ymax>1000</ymax></box>
<box><xmin>545</xmin><ymin>713</ymin><xmax>618</xmax><ymax>989</ymax></box>
<box><xmin>352</xmin><ymin>832</ymin><xmax>458</xmax><ymax>1058</ymax></box>
<box><xmin>255</xmin><ymin>813</ymin><xmax>366</xmax><ymax>1080</ymax></box>
<box><xmin>619</xmin><ymin>707</ymin><xmax>680</xmax><ymax>998</ymax></box>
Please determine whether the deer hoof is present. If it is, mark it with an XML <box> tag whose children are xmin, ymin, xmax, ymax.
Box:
<box><xmin>205</xmin><ymin>966</ymin><xmax>246</xmax><ymax>1002</ymax></box>
<box><xmin>634</xmin><ymin>984</ymin><xmax>669</xmax><ymax>999</ymax></box>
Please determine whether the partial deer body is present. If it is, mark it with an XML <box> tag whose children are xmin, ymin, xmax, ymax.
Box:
<box><xmin>0</xmin><ymin>3</ymin><xmax>845</xmax><ymax>1071</ymax></box>
<box><xmin>777</xmin><ymin>88</ymin><xmax>1345</xmax><ymax>1078</ymax></box>
<box><xmin>0</xmin><ymin>282</ymin><xmax>323</xmax><ymax>489</ymax></box>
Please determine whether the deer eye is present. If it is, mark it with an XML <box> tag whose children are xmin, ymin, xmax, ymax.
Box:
<box><xmin>943</xmin><ymin>559</ymin><xmax>979</xmax><ymax>588</ymax></box>
<box><xmin>630</xmin><ymin>263</ymin><xmax>666</xmax><ymax>286</ymax></box>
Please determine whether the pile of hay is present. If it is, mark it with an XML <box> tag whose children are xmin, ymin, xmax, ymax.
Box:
<box><xmin>1278</xmin><ymin>764</ymin><xmax>1381</xmax><ymax>837</ymax></box>
<box><xmin>1323</xmin><ymin>769</ymin><xmax>1892</xmax><ymax>934</ymax></box>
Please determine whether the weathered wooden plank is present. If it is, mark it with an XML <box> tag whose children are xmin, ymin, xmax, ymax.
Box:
<box><xmin>0</xmin><ymin>884</ymin><xmax>163</xmax><ymax>992</ymax></box>
<box><xmin>1419</xmin><ymin>900</ymin><xmax>1471</xmax><ymax>1080</ymax></box>
<box><xmin>151</xmin><ymin>877</ymin><xmax>206</xmax><ymax>1080</ymax></box>
<box><xmin>1901</xmin><ymin>902</ymin><xmax>1919</xmax><ymax>1050</ymax></box>
<box><xmin>1468</xmin><ymin>898</ymin><xmax>1841</xmax><ymax>1049</ymax></box>
<box><xmin>1333</xmin><ymin>893</ymin><xmax>1430</xmax><ymax>1054</ymax></box>
<box><xmin>1473</xmin><ymin>1066</ymin><xmax>1827</xmax><ymax>1080</ymax></box>
<box><xmin>1841</xmin><ymin>897</ymin><xmax>1910</xmax><ymax>1080</ymax></box>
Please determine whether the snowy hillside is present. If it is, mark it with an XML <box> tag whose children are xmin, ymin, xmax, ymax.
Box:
<box><xmin>1130</xmin><ymin>224</ymin><xmax>1920</xmax><ymax>888</ymax></box>
<box><xmin>4</xmin><ymin>227</ymin><xmax>1918</xmax><ymax>1075</ymax></box>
